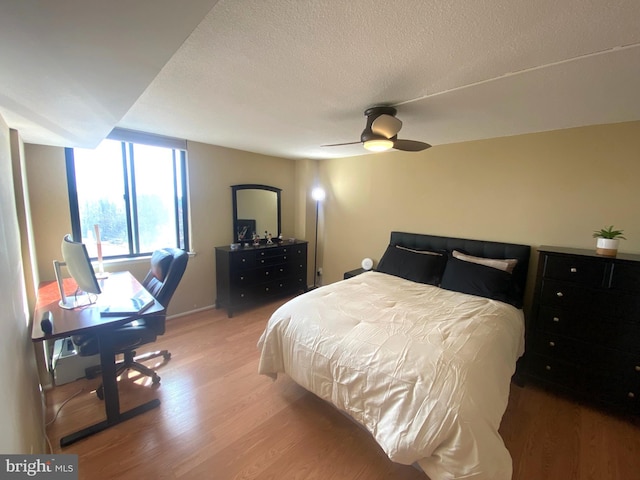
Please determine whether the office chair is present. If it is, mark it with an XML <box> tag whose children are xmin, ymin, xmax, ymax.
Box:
<box><xmin>73</xmin><ymin>248</ymin><xmax>188</xmax><ymax>398</ymax></box>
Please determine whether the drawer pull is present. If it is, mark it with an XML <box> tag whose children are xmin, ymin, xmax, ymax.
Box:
<box><xmin>570</xmin><ymin>267</ymin><xmax>577</xmax><ymax>273</ymax></box>
<box><xmin>545</xmin><ymin>365</ymin><xmax>552</xmax><ymax>371</ymax></box>
<box><xmin>240</xmin><ymin>293</ymin><xmax>245</xmax><ymax>298</ymax></box>
<box><xmin>283</xmin><ymin>256</ymin><xmax>287</xmax><ymax>260</ymax></box>
<box><xmin>241</xmin><ymin>259</ymin><xmax>246</xmax><ymax>263</ymax></box>
<box><xmin>265</xmin><ymin>287</ymin><xmax>269</xmax><ymax>292</ymax></box>
<box><xmin>628</xmin><ymin>392</ymin><xmax>636</xmax><ymax>399</ymax></box>
<box><xmin>240</xmin><ymin>276</ymin><xmax>244</xmax><ymax>280</ymax></box>
<box><xmin>635</xmin><ymin>366</ymin><xmax>640</xmax><ymax>372</ymax></box>
<box><xmin>549</xmin><ymin>341</ymin><xmax>555</xmax><ymax>347</ymax></box>
<box><xmin>280</xmin><ymin>268</ymin><xmax>284</xmax><ymax>272</ymax></box>
<box><xmin>265</xmin><ymin>271</ymin><xmax>269</xmax><ymax>276</ymax></box>
<box><xmin>553</xmin><ymin>317</ymin><xmax>560</xmax><ymax>322</ymax></box>
<box><xmin>556</xmin><ymin>292</ymin><xmax>564</xmax><ymax>297</ymax></box>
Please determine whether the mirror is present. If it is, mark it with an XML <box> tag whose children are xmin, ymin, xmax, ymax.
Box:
<box><xmin>232</xmin><ymin>184</ymin><xmax>281</xmax><ymax>244</ymax></box>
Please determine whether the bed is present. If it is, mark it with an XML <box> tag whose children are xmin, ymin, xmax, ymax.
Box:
<box><xmin>258</xmin><ymin>232</ymin><xmax>530</xmax><ymax>479</ymax></box>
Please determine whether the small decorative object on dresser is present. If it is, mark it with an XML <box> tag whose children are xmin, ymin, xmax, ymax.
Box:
<box><xmin>593</xmin><ymin>225</ymin><xmax>626</xmax><ymax>256</ymax></box>
<box><xmin>526</xmin><ymin>245</ymin><xmax>640</xmax><ymax>414</ymax></box>
<box><xmin>215</xmin><ymin>240</ymin><xmax>308</xmax><ymax>317</ymax></box>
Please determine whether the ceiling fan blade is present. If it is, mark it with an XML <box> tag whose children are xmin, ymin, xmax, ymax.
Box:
<box><xmin>321</xmin><ymin>141</ymin><xmax>362</xmax><ymax>147</ymax></box>
<box><xmin>371</xmin><ymin>114</ymin><xmax>402</xmax><ymax>138</ymax></box>
<box><xmin>393</xmin><ymin>139</ymin><xmax>432</xmax><ymax>152</ymax></box>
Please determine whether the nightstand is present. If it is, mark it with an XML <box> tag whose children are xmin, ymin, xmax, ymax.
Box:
<box><xmin>343</xmin><ymin>268</ymin><xmax>367</xmax><ymax>280</ymax></box>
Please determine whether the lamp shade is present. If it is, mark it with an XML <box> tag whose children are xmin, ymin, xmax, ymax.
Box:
<box><xmin>312</xmin><ymin>187</ymin><xmax>326</xmax><ymax>201</ymax></box>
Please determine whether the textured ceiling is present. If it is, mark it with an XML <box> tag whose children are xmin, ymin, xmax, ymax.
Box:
<box><xmin>1</xmin><ymin>0</ymin><xmax>639</xmax><ymax>159</ymax></box>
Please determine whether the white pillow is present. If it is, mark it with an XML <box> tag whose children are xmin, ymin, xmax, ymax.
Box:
<box><xmin>452</xmin><ymin>250</ymin><xmax>518</xmax><ymax>273</ymax></box>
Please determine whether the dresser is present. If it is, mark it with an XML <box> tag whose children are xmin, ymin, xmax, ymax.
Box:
<box><xmin>527</xmin><ymin>246</ymin><xmax>640</xmax><ymax>414</ymax></box>
<box><xmin>215</xmin><ymin>241</ymin><xmax>308</xmax><ymax>317</ymax></box>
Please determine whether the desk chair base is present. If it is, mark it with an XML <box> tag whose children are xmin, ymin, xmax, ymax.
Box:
<box><xmin>95</xmin><ymin>349</ymin><xmax>171</xmax><ymax>400</ymax></box>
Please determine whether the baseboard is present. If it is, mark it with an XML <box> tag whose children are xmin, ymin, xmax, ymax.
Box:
<box><xmin>167</xmin><ymin>305</ymin><xmax>216</xmax><ymax>320</ymax></box>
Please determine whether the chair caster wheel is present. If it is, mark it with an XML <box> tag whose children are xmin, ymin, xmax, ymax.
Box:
<box><xmin>96</xmin><ymin>386</ymin><xmax>104</xmax><ymax>400</ymax></box>
<box><xmin>152</xmin><ymin>375</ymin><xmax>161</xmax><ymax>385</ymax></box>
<box><xmin>163</xmin><ymin>352</ymin><xmax>171</xmax><ymax>360</ymax></box>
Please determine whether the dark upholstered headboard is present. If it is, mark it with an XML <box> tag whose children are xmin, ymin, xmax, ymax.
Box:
<box><xmin>389</xmin><ymin>231</ymin><xmax>531</xmax><ymax>307</ymax></box>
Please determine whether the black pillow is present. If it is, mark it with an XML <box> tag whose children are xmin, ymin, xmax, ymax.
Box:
<box><xmin>440</xmin><ymin>256</ymin><xmax>519</xmax><ymax>307</ymax></box>
<box><xmin>376</xmin><ymin>245</ymin><xmax>447</xmax><ymax>286</ymax></box>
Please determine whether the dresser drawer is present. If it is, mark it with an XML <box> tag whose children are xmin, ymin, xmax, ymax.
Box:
<box><xmin>279</xmin><ymin>245</ymin><xmax>306</xmax><ymax>257</ymax></box>
<box><xmin>527</xmin><ymin>354</ymin><xmax>581</xmax><ymax>389</ymax></box>
<box><xmin>610</xmin><ymin>262</ymin><xmax>640</xmax><ymax>293</ymax></box>
<box><xmin>230</xmin><ymin>286</ymin><xmax>254</xmax><ymax>304</ymax></box>
<box><xmin>231</xmin><ymin>269</ymin><xmax>256</xmax><ymax>286</ymax></box>
<box><xmin>543</xmin><ymin>254</ymin><xmax>607</xmax><ymax>287</ymax></box>
<box><xmin>539</xmin><ymin>279</ymin><xmax>595</xmax><ymax>310</ymax></box>
<box><xmin>528</xmin><ymin>353</ymin><xmax>640</xmax><ymax>413</ymax></box>
<box><xmin>230</xmin><ymin>250</ymin><xmax>256</xmax><ymax>270</ymax></box>
<box><xmin>257</xmin><ymin>253</ymin><xmax>291</xmax><ymax>267</ymax></box>
<box><xmin>288</xmin><ymin>245</ymin><xmax>307</xmax><ymax>257</ymax></box>
<box><xmin>592</xmin><ymin>380</ymin><xmax>640</xmax><ymax>414</ymax></box>
<box><xmin>536</xmin><ymin>306</ymin><xmax>640</xmax><ymax>350</ymax></box>
<box><xmin>256</xmin><ymin>246</ymin><xmax>286</xmax><ymax>259</ymax></box>
<box><xmin>540</xmin><ymin>279</ymin><xmax>640</xmax><ymax>322</ymax></box>
<box><xmin>254</xmin><ymin>264</ymin><xmax>291</xmax><ymax>282</ymax></box>
<box><xmin>531</xmin><ymin>331</ymin><xmax>640</xmax><ymax>377</ymax></box>
<box><xmin>255</xmin><ymin>278</ymin><xmax>299</xmax><ymax>297</ymax></box>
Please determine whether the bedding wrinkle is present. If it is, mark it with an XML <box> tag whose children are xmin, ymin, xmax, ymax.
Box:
<box><xmin>258</xmin><ymin>271</ymin><xmax>523</xmax><ymax>480</ymax></box>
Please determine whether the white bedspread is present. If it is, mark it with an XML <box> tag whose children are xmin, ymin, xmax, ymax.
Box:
<box><xmin>257</xmin><ymin>271</ymin><xmax>524</xmax><ymax>480</ymax></box>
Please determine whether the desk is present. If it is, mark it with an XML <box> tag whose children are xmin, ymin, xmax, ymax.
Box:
<box><xmin>32</xmin><ymin>271</ymin><xmax>165</xmax><ymax>447</ymax></box>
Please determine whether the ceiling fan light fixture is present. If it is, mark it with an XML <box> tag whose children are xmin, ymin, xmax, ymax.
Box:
<box><xmin>363</xmin><ymin>138</ymin><xmax>393</xmax><ymax>152</ymax></box>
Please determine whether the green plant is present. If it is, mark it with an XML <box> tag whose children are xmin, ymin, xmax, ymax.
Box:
<box><xmin>592</xmin><ymin>225</ymin><xmax>626</xmax><ymax>240</ymax></box>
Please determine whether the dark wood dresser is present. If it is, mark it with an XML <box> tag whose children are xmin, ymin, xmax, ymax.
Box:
<box><xmin>215</xmin><ymin>240</ymin><xmax>308</xmax><ymax>317</ymax></box>
<box><xmin>527</xmin><ymin>245</ymin><xmax>640</xmax><ymax>414</ymax></box>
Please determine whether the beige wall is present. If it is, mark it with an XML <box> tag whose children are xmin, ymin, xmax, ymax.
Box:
<box><xmin>0</xmin><ymin>117</ymin><xmax>45</xmax><ymax>453</ymax></box>
<box><xmin>316</xmin><ymin>121</ymin><xmax>640</xmax><ymax>310</ymax></box>
<box><xmin>24</xmin><ymin>140</ymin><xmax>299</xmax><ymax>316</ymax></box>
<box><xmin>23</xmin><ymin>120</ymin><xmax>640</xmax><ymax>317</ymax></box>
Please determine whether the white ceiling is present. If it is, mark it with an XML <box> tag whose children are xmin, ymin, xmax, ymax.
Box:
<box><xmin>1</xmin><ymin>0</ymin><xmax>639</xmax><ymax>159</ymax></box>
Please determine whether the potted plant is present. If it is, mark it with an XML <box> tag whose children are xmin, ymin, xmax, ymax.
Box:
<box><xmin>593</xmin><ymin>225</ymin><xmax>626</xmax><ymax>256</ymax></box>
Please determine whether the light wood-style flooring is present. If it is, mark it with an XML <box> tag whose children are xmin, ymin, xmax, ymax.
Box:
<box><xmin>45</xmin><ymin>297</ymin><xmax>640</xmax><ymax>479</ymax></box>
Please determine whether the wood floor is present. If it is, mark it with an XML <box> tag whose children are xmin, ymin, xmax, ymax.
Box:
<box><xmin>45</xmin><ymin>298</ymin><xmax>640</xmax><ymax>480</ymax></box>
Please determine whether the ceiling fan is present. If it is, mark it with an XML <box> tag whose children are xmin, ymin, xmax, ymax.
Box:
<box><xmin>322</xmin><ymin>106</ymin><xmax>431</xmax><ymax>152</ymax></box>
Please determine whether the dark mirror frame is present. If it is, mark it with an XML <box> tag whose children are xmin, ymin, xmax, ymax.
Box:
<box><xmin>231</xmin><ymin>184</ymin><xmax>282</xmax><ymax>244</ymax></box>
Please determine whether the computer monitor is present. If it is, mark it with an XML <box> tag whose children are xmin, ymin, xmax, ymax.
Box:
<box><xmin>54</xmin><ymin>234</ymin><xmax>102</xmax><ymax>309</ymax></box>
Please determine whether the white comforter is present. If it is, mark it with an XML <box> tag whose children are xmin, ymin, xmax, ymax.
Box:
<box><xmin>257</xmin><ymin>271</ymin><xmax>524</xmax><ymax>480</ymax></box>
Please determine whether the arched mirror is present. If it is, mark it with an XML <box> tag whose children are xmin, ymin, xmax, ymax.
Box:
<box><xmin>232</xmin><ymin>184</ymin><xmax>281</xmax><ymax>243</ymax></box>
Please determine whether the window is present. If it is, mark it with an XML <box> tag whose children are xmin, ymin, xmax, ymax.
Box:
<box><xmin>65</xmin><ymin>129</ymin><xmax>189</xmax><ymax>259</ymax></box>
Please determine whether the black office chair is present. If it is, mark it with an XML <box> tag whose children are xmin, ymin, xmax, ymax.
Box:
<box><xmin>73</xmin><ymin>248</ymin><xmax>188</xmax><ymax>397</ymax></box>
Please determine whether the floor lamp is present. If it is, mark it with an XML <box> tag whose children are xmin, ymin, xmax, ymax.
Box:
<box><xmin>311</xmin><ymin>187</ymin><xmax>326</xmax><ymax>288</ymax></box>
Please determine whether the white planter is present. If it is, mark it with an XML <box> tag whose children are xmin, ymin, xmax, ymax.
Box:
<box><xmin>595</xmin><ymin>237</ymin><xmax>619</xmax><ymax>256</ymax></box>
